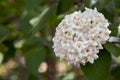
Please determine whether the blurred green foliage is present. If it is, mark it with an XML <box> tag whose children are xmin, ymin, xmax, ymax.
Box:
<box><xmin>81</xmin><ymin>49</ymin><xmax>111</xmax><ymax>80</ymax></box>
<box><xmin>0</xmin><ymin>0</ymin><xmax>120</xmax><ymax>80</ymax></box>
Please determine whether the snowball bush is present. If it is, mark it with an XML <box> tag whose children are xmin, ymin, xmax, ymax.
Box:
<box><xmin>52</xmin><ymin>8</ymin><xmax>111</xmax><ymax>65</ymax></box>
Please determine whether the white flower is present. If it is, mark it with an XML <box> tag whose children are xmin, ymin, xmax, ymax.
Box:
<box><xmin>52</xmin><ymin>8</ymin><xmax>111</xmax><ymax>65</ymax></box>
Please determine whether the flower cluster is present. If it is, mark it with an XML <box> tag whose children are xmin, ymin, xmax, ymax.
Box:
<box><xmin>52</xmin><ymin>8</ymin><xmax>111</xmax><ymax>65</ymax></box>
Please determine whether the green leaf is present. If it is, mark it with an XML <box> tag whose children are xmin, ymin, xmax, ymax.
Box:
<box><xmin>3</xmin><ymin>40</ymin><xmax>16</xmax><ymax>62</ymax></box>
<box><xmin>111</xmin><ymin>66</ymin><xmax>120</xmax><ymax>80</ymax></box>
<box><xmin>0</xmin><ymin>25</ymin><xmax>11</xmax><ymax>42</ymax></box>
<box><xmin>81</xmin><ymin>49</ymin><xmax>111</xmax><ymax>80</ymax></box>
<box><xmin>28</xmin><ymin>73</ymin><xmax>43</xmax><ymax>80</ymax></box>
<box><xmin>104</xmin><ymin>42</ymin><xmax>120</xmax><ymax>57</ymax></box>
<box><xmin>28</xmin><ymin>74</ymin><xmax>38</xmax><ymax>80</ymax></box>
<box><xmin>0</xmin><ymin>77</ymin><xmax>5</xmax><ymax>80</ymax></box>
<box><xmin>83</xmin><ymin>0</ymin><xmax>91</xmax><ymax>7</ymax></box>
<box><xmin>113</xmin><ymin>0</ymin><xmax>120</xmax><ymax>12</ymax></box>
<box><xmin>23</xmin><ymin>37</ymin><xmax>44</xmax><ymax>47</ymax></box>
<box><xmin>100</xmin><ymin>9</ymin><xmax>114</xmax><ymax>22</ymax></box>
<box><xmin>25</xmin><ymin>48</ymin><xmax>46</xmax><ymax>73</ymax></box>
<box><xmin>20</xmin><ymin>10</ymin><xmax>34</xmax><ymax>34</ymax></box>
<box><xmin>0</xmin><ymin>52</ymin><xmax>4</xmax><ymax>64</ymax></box>
<box><xmin>93</xmin><ymin>0</ymin><xmax>112</xmax><ymax>11</ymax></box>
<box><xmin>98</xmin><ymin>0</ymin><xmax>112</xmax><ymax>11</ymax></box>
<box><xmin>57</xmin><ymin>0</ymin><xmax>74</xmax><ymax>15</ymax></box>
<box><xmin>108</xmin><ymin>23</ymin><xmax>119</xmax><ymax>37</ymax></box>
<box><xmin>31</xmin><ymin>5</ymin><xmax>56</xmax><ymax>36</ymax></box>
<box><xmin>25</xmin><ymin>0</ymin><xmax>42</xmax><ymax>10</ymax></box>
<box><xmin>22</xmin><ymin>37</ymin><xmax>46</xmax><ymax>53</ymax></box>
